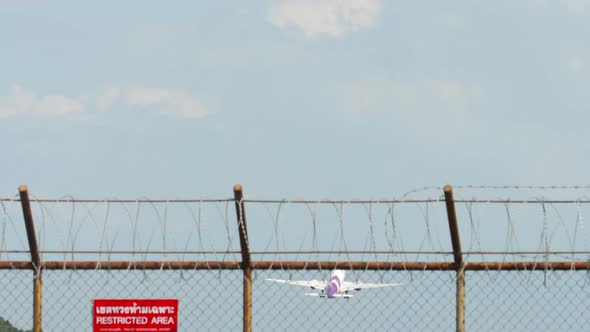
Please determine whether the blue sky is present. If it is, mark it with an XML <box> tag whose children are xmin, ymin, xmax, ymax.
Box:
<box><xmin>1</xmin><ymin>0</ymin><xmax>589</xmax><ymax>199</ymax></box>
<box><xmin>1</xmin><ymin>4</ymin><xmax>589</xmax><ymax>329</ymax></box>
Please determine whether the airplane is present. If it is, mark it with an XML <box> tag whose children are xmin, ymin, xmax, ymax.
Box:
<box><xmin>265</xmin><ymin>269</ymin><xmax>401</xmax><ymax>299</ymax></box>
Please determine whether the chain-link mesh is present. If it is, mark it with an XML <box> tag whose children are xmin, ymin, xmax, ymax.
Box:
<box><xmin>5</xmin><ymin>268</ymin><xmax>590</xmax><ymax>331</ymax></box>
<box><xmin>254</xmin><ymin>269</ymin><xmax>455</xmax><ymax>331</ymax></box>
<box><xmin>467</xmin><ymin>270</ymin><xmax>590</xmax><ymax>331</ymax></box>
<box><xmin>0</xmin><ymin>270</ymin><xmax>33</xmax><ymax>331</ymax></box>
<box><xmin>41</xmin><ymin>269</ymin><xmax>242</xmax><ymax>331</ymax></box>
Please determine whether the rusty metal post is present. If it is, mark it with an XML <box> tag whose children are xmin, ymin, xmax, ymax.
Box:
<box><xmin>233</xmin><ymin>185</ymin><xmax>252</xmax><ymax>332</ymax></box>
<box><xmin>444</xmin><ymin>185</ymin><xmax>465</xmax><ymax>332</ymax></box>
<box><xmin>456</xmin><ymin>264</ymin><xmax>465</xmax><ymax>332</ymax></box>
<box><xmin>19</xmin><ymin>185</ymin><xmax>42</xmax><ymax>332</ymax></box>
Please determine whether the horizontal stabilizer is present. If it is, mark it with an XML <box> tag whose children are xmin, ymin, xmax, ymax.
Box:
<box><xmin>304</xmin><ymin>293</ymin><xmax>354</xmax><ymax>298</ymax></box>
<box><xmin>340</xmin><ymin>281</ymin><xmax>402</xmax><ymax>292</ymax></box>
<box><xmin>265</xmin><ymin>278</ymin><xmax>326</xmax><ymax>290</ymax></box>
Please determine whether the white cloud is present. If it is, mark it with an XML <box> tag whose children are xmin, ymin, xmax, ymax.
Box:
<box><xmin>342</xmin><ymin>78</ymin><xmax>486</xmax><ymax>136</ymax></box>
<box><xmin>39</xmin><ymin>95</ymin><xmax>84</xmax><ymax>115</ymax></box>
<box><xmin>126</xmin><ymin>87</ymin><xmax>208</xmax><ymax>119</ymax></box>
<box><xmin>95</xmin><ymin>87</ymin><xmax>122</xmax><ymax>111</ymax></box>
<box><xmin>127</xmin><ymin>87</ymin><xmax>170</xmax><ymax>106</ymax></box>
<box><xmin>565</xmin><ymin>50</ymin><xmax>588</xmax><ymax>74</ymax></box>
<box><xmin>346</xmin><ymin>78</ymin><xmax>482</xmax><ymax>113</ymax></box>
<box><xmin>0</xmin><ymin>85</ymin><xmax>84</xmax><ymax>118</ymax></box>
<box><xmin>525</xmin><ymin>0</ymin><xmax>590</xmax><ymax>16</ymax></box>
<box><xmin>0</xmin><ymin>85</ymin><xmax>208</xmax><ymax>119</ymax></box>
<box><xmin>268</xmin><ymin>0</ymin><xmax>381</xmax><ymax>38</ymax></box>
<box><xmin>565</xmin><ymin>0</ymin><xmax>590</xmax><ymax>15</ymax></box>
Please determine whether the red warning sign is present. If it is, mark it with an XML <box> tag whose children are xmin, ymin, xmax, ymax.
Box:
<box><xmin>93</xmin><ymin>299</ymin><xmax>178</xmax><ymax>332</ymax></box>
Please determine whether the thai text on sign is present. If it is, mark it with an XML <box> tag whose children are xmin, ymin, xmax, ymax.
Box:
<box><xmin>93</xmin><ymin>299</ymin><xmax>178</xmax><ymax>332</ymax></box>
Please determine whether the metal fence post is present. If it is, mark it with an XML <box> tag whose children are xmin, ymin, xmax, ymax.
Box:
<box><xmin>19</xmin><ymin>185</ymin><xmax>42</xmax><ymax>332</ymax></box>
<box><xmin>444</xmin><ymin>185</ymin><xmax>465</xmax><ymax>332</ymax></box>
<box><xmin>233</xmin><ymin>185</ymin><xmax>252</xmax><ymax>332</ymax></box>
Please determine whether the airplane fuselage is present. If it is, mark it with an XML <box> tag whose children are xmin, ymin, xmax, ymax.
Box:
<box><xmin>325</xmin><ymin>270</ymin><xmax>346</xmax><ymax>298</ymax></box>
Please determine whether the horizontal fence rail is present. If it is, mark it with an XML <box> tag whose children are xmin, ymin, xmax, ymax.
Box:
<box><xmin>1</xmin><ymin>260</ymin><xmax>590</xmax><ymax>271</ymax></box>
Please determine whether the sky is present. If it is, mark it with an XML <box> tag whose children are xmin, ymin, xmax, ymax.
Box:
<box><xmin>2</xmin><ymin>3</ymin><xmax>590</xmax><ymax>329</ymax></box>
<box><xmin>1</xmin><ymin>0</ymin><xmax>590</xmax><ymax>200</ymax></box>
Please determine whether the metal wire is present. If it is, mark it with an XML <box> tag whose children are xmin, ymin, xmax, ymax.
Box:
<box><xmin>2</xmin><ymin>189</ymin><xmax>590</xmax><ymax>330</ymax></box>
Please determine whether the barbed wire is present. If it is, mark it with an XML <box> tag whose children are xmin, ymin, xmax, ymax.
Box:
<box><xmin>1</xmin><ymin>188</ymin><xmax>590</xmax><ymax>273</ymax></box>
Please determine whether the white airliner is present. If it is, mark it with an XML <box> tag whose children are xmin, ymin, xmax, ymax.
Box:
<box><xmin>265</xmin><ymin>269</ymin><xmax>401</xmax><ymax>299</ymax></box>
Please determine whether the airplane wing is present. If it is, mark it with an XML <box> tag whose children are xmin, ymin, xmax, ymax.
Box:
<box><xmin>265</xmin><ymin>278</ymin><xmax>327</xmax><ymax>290</ymax></box>
<box><xmin>340</xmin><ymin>281</ymin><xmax>402</xmax><ymax>292</ymax></box>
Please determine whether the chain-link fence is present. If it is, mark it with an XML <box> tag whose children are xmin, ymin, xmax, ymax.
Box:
<box><xmin>42</xmin><ymin>269</ymin><xmax>243</xmax><ymax>331</ymax></box>
<box><xmin>3</xmin><ymin>185</ymin><xmax>590</xmax><ymax>331</ymax></box>
<box><xmin>467</xmin><ymin>270</ymin><xmax>590</xmax><ymax>331</ymax></box>
<box><xmin>0</xmin><ymin>270</ymin><xmax>33</xmax><ymax>331</ymax></box>
<box><xmin>254</xmin><ymin>269</ymin><xmax>456</xmax><ymax>331</ymax></box>
<box><xmin>2</xmin><ymin>267</ymin><xmax>589</xmax><ymax>331</ymax></box>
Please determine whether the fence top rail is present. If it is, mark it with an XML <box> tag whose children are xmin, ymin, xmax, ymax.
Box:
<box><xmin>0</xmin><ymin>198</ymin><xmax>235</xmax><ymax>203</ymax></box>
<box><xmin>0</xmin><ymin>260</ymin><xmax>589</xmax><ymax>271</ymax></box>
<box><xmin>3</xmin><ymin>250</ymin><xmax>590</xmax><ymax>255</ymax></box>
<box><xmin>3</xmin><ymin>197</ymin><xmax>590</xmax><ymax>204</ymax></box>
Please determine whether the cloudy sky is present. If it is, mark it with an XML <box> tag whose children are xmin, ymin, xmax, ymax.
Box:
<box><xmin>1</xmin><ymin>0</ymin><xmax>589</xmax><ymax>199</ymax></box>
